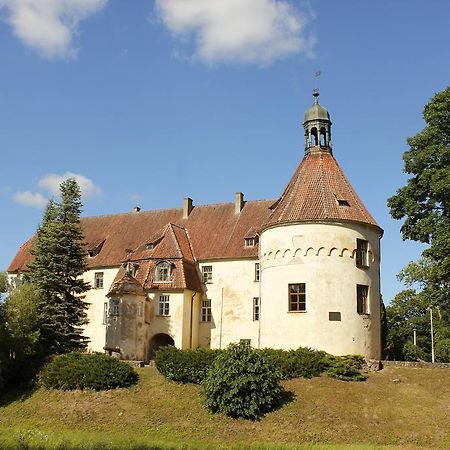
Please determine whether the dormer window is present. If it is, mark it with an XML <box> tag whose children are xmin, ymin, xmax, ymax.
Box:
<box><xmin>125</xmin><ymin>262</ymin><xmax>139</xmax><ymax>277</ymax></box>
<box><xmin>245</xmin><ymin>237</ymin><xmax>258</xmax><ymax>247</ymax></box>
<box><xmin>146</xmin><ymin>243</ymin><xmax>155</xmax><ymax>250</ymax></box>
<box><xmin>87</xmin><ymin>239</ymin><xmax>105</xmax><ymax>258</ymax></box>
<box><xmin>337</xmin><ymin>199</ymin><xmax>349</xmax><ymax>207</ymax></box>
<box><xmin>155</xmin><ymin>261</ymin><xmax>173</xmax><ymax>282</ymax></box>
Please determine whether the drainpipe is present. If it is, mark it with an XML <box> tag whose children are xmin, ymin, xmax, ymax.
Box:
<box><xmin>219</xmin><ymin>287</ymin><xmax>224</xmax><ymax>349</ymax></box>
<box><xmin>189</xmin><ymin>292</ymin><xmax>195</xmax><ymax>349</ymax></box>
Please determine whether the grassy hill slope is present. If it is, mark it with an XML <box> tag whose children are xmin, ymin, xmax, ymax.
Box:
<box><xmin>0</xmin><ymin>365</ymin><xmax>449</xmax><ymax>449</ymax></box>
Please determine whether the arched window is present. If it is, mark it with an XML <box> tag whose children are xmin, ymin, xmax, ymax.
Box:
<box><xmin>320</xmin><ymin>128</ymin><xmax>327</xmax><ymax>146</ymax></box>
<box><xmin>155</xmin><ymin>261</ymin><xmax>173</xmax><ymax>282</ymax></box>
<box><xmin>310</xmin><ymin>127</ymin><xmax>318</xmax><ymax>146</ymax></box>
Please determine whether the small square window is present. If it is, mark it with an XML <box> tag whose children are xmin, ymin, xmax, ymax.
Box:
<box><xmin>357</xmin><ymin>284</ymin><xmax>369</xmax><ymax>314</ymax></box>
<box><xmin>110</xmin><ymin>298</ymin><xmax>120</xmax><ymax>316</ymax></box>
<box><xmin>202</xmin><ymin>266</ymin><xmax>213</xmax><ymax>284</ymax></box>
<box><xmin>288</xmin><ymin>283</ymin><xmax>306</xmax><ymax>312</ymax></box>
<box><xmin>254</xmin><ymin>263</ymin><xmax>260</xmax><ymax>282</ymax></box>
<box><xmin>158</xmin><ymin>295</ymin><xmax>170</xmax><ymax>316</ymax></box>
<box><xmin>356</xmin><ymin>239</ymin><xmax>369</xmax><ymax>268</ymax></box>
<box><xmin>94</xmin><ymin>272</ymin><xmax>104</xmax><ymax>289</ymax></box>
<box><xmin>201</xmin><ymin>299</ymin><xmax>212</xmax><ymax>322</ymax></box>
<box><xmin>253</xmin><ymin>297</ymin><xmax>260</xmax><ymax>321</ymax></box>
<box><xmin>245</xmin><ymin>237</ymin><xmax>258</xmax><ymax>247</ymax></box>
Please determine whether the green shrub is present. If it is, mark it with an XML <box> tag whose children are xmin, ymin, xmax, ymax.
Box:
<box><xmin>202</xmin><ymin>342</ymin><xmax>283</xmax><ymax>419</ymax></box>
<box><xmin>155</xmin><ymin>346</ymin><xmax>221</xmax><ymax>384</ymax></box>
<box><xmin>324</xmin><ymin>355</ymin><xmax>367</xmax><ymax>381</ymax></box>
<box><xmin>41</xmin><ymin>352</ymin><xmax>138</xmax><ymax>390</ymax></box>
<box><xmin>435</xmin><ymin>338</ymin><xmax>450</xmax><ymax>363</ymax></box>
<box><xmin>403</xmin><ymin>341</ymin><xmax>429</xmax><ymax>361</ymax></box>
<box><xmin>260</xmin><ymin>347</ymin><xmax>326</xmax><ymax>379</ymax></box>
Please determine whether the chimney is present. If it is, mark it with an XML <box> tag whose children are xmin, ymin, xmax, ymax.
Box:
<box><xmin>183</xmin><ymin>197</ymin><xmax>193</xmax><ymax>219</ymax></box>
<box><xmin>235</xmin><ymin>192</ymin><xmax>244</xmax><ymax>214</ymax></box>
<box><xmin>133</xmin><ymin>206</ymin><xmax>141</xmax><ymax>213</ymax></box>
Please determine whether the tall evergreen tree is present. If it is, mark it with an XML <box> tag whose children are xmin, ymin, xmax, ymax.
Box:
<box><xmin>27</xmin><ymin>179</ymin><xmax>89</xmax><ymax>355</ymax></box>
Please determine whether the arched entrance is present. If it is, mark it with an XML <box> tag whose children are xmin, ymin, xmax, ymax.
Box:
<box><xmin>148</xmin><ymin>333</ymin><xmax>175</xmax><ymax>360</ymax></box>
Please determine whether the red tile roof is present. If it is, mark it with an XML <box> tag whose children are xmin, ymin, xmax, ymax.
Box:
<box><xmin>8</xmin><ymin>150</ymin><xmax>381</xmax><ymax>274</ymax></box>
<box><xmin>264</xmin><ymin>149</ymin><xmax>381</xmax><ymax>231</ymax></box>
<box><xmin>8</xmin><ymin>200</ymin><xmax>274</xmax><ymax>272</ymax></box>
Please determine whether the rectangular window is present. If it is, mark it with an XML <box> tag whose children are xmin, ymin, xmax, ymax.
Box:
<box><xmin>253</xmin><ymin>297</ymin><xmax>260</xmax><ymax>321</ymax></box>
<box><xmin>289</xmin><ymin>283</ymin><xmax>306</xmax><ymax>312</ymax></box>
<box><xmin>245</xmin><ymin>238</ymin><xmax>256</xmax><ymax>247</ymax></box>
<box><xmin>158</xmin><ymin>295</ymin><xmax>170</xmax><ymax>316</ymax></box>
<box><xmin>356</xmin><ymin>239</ymin><xmax>369</xmax><ymax>268</ymax></box>
<box><xmin>137</xmin><ymin>302</ymin><xmax>143</xmax><ymax>317</ymax></box>
<box><xmin>110</xmin><ymin>298</ymin><xmax>120</xmax><ymax>316</ymax></box>
<box><xmin>357</xmin><ymin>284</ymin><xmax>369</xmax><ymax>314</ymax></box>
<box><xmin>103</xmin><ymin>302</ymin><xmax>108</xmax><ymax>324</ymax></box>
<box><xmin>254</xmin><ymin>263</ymin><xmax>260</xmax><ymax>281</ymax></box>
<box><xmin>202</xmin><ymin>266</ymin><xmax>213</xmax><ymax>284</ymax></box>
<box><xmin>94</xmin><ymin>272</ymin><xmax>104</xmax><ymax>289</ymax></box>
<box><xmin>201</xmin><ymin>299</ymin><xmax>212</xmax><ymax>322</ymax></box>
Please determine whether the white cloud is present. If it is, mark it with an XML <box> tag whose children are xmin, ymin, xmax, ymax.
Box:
<box><xmin>155</xmin><ymin>0</ymin><xmax>315</xmax><ymax>65</ymax></box>
<box><xmin>13</xmin><ymin>190</ymin><xmax>48</xmax><ymax>209</ymax></box>
<box><xmin>0</xmin><ymin>0</ymin><xmax>108</xmax><ymax>58</ymax></box>
<box><xmin>38</xmin><ymin>172</ymin><xmax>102</xmax><ymax>198</ymax></box>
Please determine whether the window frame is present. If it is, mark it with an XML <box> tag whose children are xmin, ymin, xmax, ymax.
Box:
<box><xmin>158</xmin><ymin>294</ymin><xmax>170</xmax><ymax>316</ymax></box>
<box><xmin>201</xmin><ymin>299</ymin><xmax>212</xmax><ymax>322</ymax></box>
<box><xmin>155</xmin><ymin>261</ymin><xmax>172</xmax><ymax>283</ymax></box>
<box><xmin>356</xmin><ymin>284</ymin><xmax>369</xmax><ymax>315</ymax></box>
<box><xmin>202</xmin><ymin>265</ymin><xmax>213</xmax><ymax>284</ymax></box>
<box><xmin>103</xmin><ymin>302</ymin><xmax>108</xmax><ymax>324</ymax></box>
<box><xmin>288</xmin><ymin>283</ymin><xmax>306</xmax><ymax>312</ymax></box>
<box><xmin>94</xmin><ymin>271</ymin><xmax>104</xmax><ymax>289</ymax></box>
<box><xmin>110</xmin><ymin>298</ymin><xmax>120</xmax><ymax>316</ymax></box>
<box><xmin>254</xmin><ymin>263</ymin><xmax>260</xmax><ymax>282</ymax></box>
<box><xmin>355</xmin><ymin>239</ymin><xmax>369</xmax><ymax>268</ymax></box>
<box><xmin>253</xmin><ymin>297</ymin><xmax>260</xmax><ymax>321</ymax></box>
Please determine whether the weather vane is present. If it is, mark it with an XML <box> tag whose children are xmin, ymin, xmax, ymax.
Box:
<box><xmin>313</xmin><ymin>70</ymin><xmax>321</xmax><ymax>101</ymax></box>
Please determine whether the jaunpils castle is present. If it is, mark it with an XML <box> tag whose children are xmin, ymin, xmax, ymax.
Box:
<box><xmin>8</xmin><ymin>93</ymin><xmax>383</xmax><ymax>362</ymax></box>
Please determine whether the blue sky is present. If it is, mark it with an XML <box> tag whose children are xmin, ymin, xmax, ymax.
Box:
<box><xmin>0</xmin><ymin>0</ymin><xmax>448</xmax><ymax>303</ymax></box>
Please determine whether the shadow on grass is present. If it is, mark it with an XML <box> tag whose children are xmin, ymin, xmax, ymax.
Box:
<box><xmin>0</xmin><ymin>382</ymin><xmax>37</xmax><ymax>408</ymax></box>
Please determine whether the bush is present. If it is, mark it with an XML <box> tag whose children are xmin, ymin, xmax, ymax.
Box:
<box><xmin>435</xmin><ymin>338</ymin><xmax>450</xmax><ymax>363</ymax></box>
<box><xmin>324</xmin><ymin>355</ymin><xmax>367</xmax><ymax>382</ymax></box>
<box><xmin>155</xmin><ymin>346</ymin><xmax>221</xmax><ymax>384</ymax></box>
<box><xmin>260</xmin><ymin>347</ymin><xmax>326</xmax><ymax>380</ymax></box>
<box><xmin>202</xmin><ymin>342</ymin><xmax>283</xmax><ymax>419</ymax></box>
<box><xmin>403</xmin><ymin>341</ymin><xmax>429</xmax><ymax>361</ymax></box>
<box><xmin>41</xmin><ymin>352</ymin><xmax>138</xmax><ymax>390</ymax></box>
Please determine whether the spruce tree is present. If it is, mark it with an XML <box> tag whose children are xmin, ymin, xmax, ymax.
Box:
<box><xmin>27</xmin><ymin>179</ymin><xmax>89</xmax><ymax>355</ymax></box>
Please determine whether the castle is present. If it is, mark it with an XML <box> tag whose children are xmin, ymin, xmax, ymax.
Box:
<box><xmin>8</xmin><ymin>93</ymin><xmax>383</xmax><ymax>362</ymax></box>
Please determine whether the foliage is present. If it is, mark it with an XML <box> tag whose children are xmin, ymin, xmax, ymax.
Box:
<box><xmin>26</xmin><ymin>179</ymin><xmax>90</xmax><ymax>356</ymax></box>
<box><xmin>201</xmin><ymin>342</ymin><xmax>283</xmax><ymax>419</ymax></box>
<box><xmin>155</xmin><ymin>345</ymin><xmax>221</xmax><ymax>384</ymax></box>
<box><xmin>435</xmin><ymin>338</ymin><xmax>450</xmax><ymax>363</ymax></box>
<box><xmin>387</xmin><ymin>87</ymin><xmax>450</xmax><ymax>359</ymax></box>
<box><xmin>402</xmin><ymin>341</ymin><xmax>429</xmax><ymax>361</ymax></box>
<box><xmin>324</xmin><ymin>355</ymin><xmax>367</xmax><ymax>382</ymax></box>
<box><xmin>0</xmin><ymin>271</ymin><xmax>7</xmax><ymax>295</ymax></box>
<box><xmin>41</xmin><ymin>352</ymin><xmax>138</xmax><ymax>390</ymax></box>
<box><xmin>1</xmin><ymin>283</ymin><xmax>44</xmax><ymax>385</ymax></box>
<box><xmin>259</xmin><ymin>347</ymin><xmax>326</xmax><ymax>380</ymax></box>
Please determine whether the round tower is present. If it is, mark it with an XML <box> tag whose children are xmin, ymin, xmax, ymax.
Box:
<box><xmin>258</xmin><ymin>93</ymin><xmax>383</xmax><ymax>359</ymax></box>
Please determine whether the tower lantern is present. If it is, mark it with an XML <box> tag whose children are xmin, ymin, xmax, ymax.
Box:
<box><xmin>303</xmin><ymin>90</ymin><xmax>332</xmax><ymax>153</ymax></box>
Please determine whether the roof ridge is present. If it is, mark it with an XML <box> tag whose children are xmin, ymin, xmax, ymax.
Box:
<box><xmin>167</xmin><ymin>223</ymin><xmax>185</xmax><ymax>259</ymax></box>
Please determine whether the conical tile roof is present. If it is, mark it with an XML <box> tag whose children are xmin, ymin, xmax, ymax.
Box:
<box><xmin>264</xmin><ymin>149</ymin><xmax>380</xmax><ymax>230</ymax></box>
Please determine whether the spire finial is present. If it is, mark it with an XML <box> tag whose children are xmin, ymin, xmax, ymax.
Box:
<box><xmin>313</xmin><ymin>70</ymin><xmax>321</xmax><ymax>104</ymax></box>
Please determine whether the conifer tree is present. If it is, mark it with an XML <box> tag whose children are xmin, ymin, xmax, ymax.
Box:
<box><xmin>27</xmin><ymin>179</ymin><xmax>89</xmax><ymax>355</ymax></box>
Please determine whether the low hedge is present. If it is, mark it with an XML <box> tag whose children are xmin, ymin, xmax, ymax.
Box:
<box><xmin>41</xmin><ymin>352</ymin><xmax>138</xmax><ymax>390</ymax></box>
<box><xmin>155</xmin><ymin>345</ymin><xmax>367</xmax><ymax>383</ymax></box>
<box><xmin>259</xmin><ymin>347</ymin><xmax>327</xmax><ymax>379</ymax></box>
<box><xmin>155</xmin><ymin>345</ymin><xmax>221</xmax><ymax>384</ymax></box>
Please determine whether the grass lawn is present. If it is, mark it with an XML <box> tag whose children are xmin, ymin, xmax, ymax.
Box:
<box><xmin>0</xmin><ymin>365</ymin><xmax>449</xmax><ymax>449</ymax></box>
